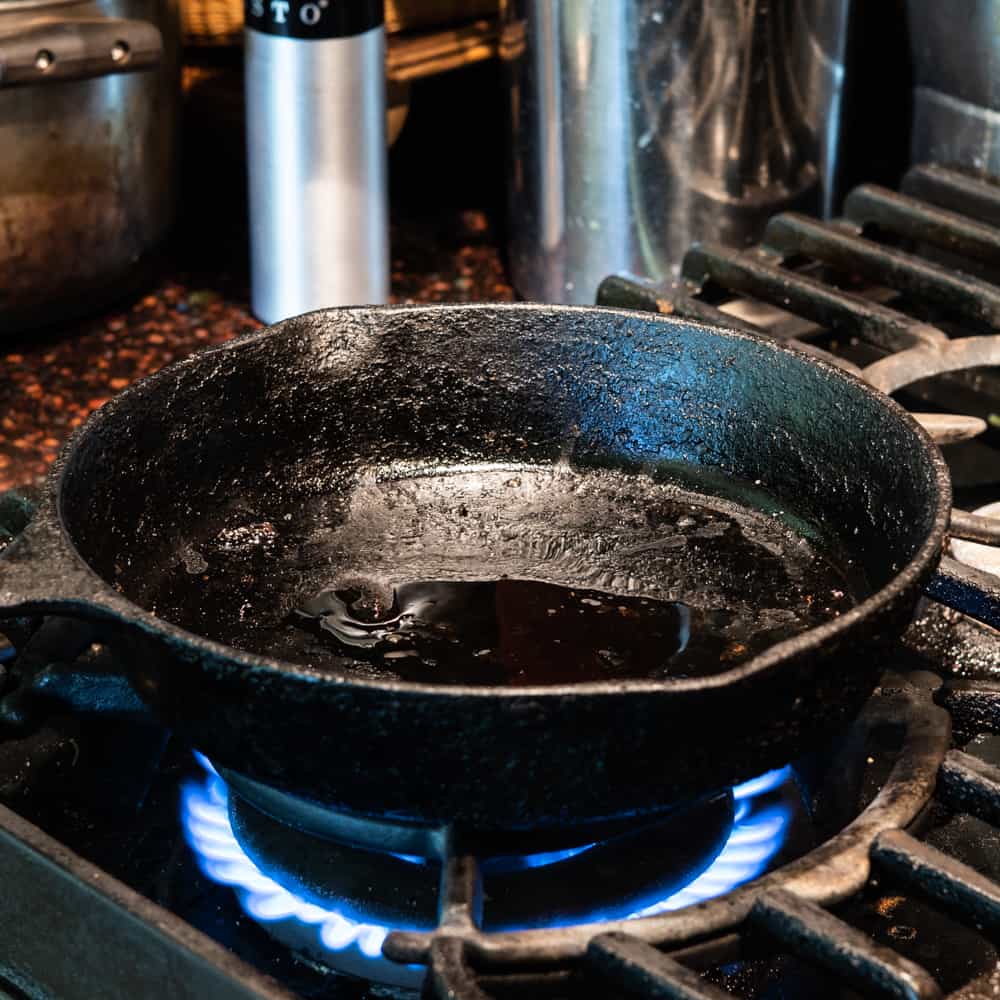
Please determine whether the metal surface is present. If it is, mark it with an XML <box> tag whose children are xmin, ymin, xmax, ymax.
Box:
<box><xmin>0</xmin><ymin>798</ymin><xmax>292</xmax><ymax>999</ymax></box>
<box><xmin>225</xmin><ymin>781</ymin><xmax>735</xmax><ymax>928</ymax></box>
<box><xmin>748</xmin><ymin>889</ymin><xmax>943</xmax><ymax>999</ymax></box>
<box><xmin>762</xmin><ymin>213</ymin><xmax>1000</xmax><ymax>327</ymax></box>
<box><xmin>383</xmin><ymin>683</ymin><xmax>951</xmax><ymax>968</ymax></box>
<box><xmin>909</xmin><ymin>415</ymin><xmax>988</xmax><ymax>446</ymax></box>
<box><xmin>600</xmin><ymin>166</ymin><xmax>1000</xmax><ymax>365</ymax></box>
<box><xmin>907</xmin><ymin>1</ymin><xmax>1000</xmax><ymax>174</ymax></box>
<box><xmin>950</xmin><ymin>503</ymin><xmax>1000</xmax><ymax>576</ymax></box>
<box><xmin>220</xmin><ymin>763</ymin><xmax>733</xmax><ymax>860</ymax></box>
<box><xmin>587</xmin><ymin>933</ymin><xmax>732</xmax><ymax>999</ymax></box>
<box><xmin>863</xmin><ymin>336</ymin><xmax>1000</xmax><ymax>396</ymax></box>
<box><xmin>936</xmin><ymin>749</ymin><xmax>1000</xmax><ymax>826</ymax></box>
<box><xmin>0</xmin><ymin>12</ymin><xmax>161</xmax><ymax>85</ymax></box>
<box><xmin>0</xmin><ymin>0</ymin><xmax>179</xmax><ymax>331</ymax></box>
<box><xmin>4</xmin><ymin>164</ymin><xmax>1000</xmax><ymax>997</ymax></box>
<box><xmin>902</xmin><ymin>165</ymin><xmax>1000</xmax><ymax>230</ymax></box>
<box><xmin>501</xmin><ymin>0</ymin><xmax>848</xmax><ymax>303</ymax></box>
<box><xmin>245</xmin><ymin>23</ymin><xmax>389</xmax><ymax>322</ymax></box>
<box><xmin>924</xmin><ymin>557</ymin><xmax>1000</xmax><ymax>631</ymax></box>
<box><xmin>679</xmin><ymin>243</ymin><xmax>945</xmax><ymax>353</ymax></box>
<box><xmin>0</xmin><ymin>303</ymin><xmax>950</xmax><ymax>832</ymax></box>
<box><xmin>872</xmin><ymin>829</ymin><xmax>1000</xmax><ymax>934</ymax></box>
<box><xmin>4</xmin><ymin>597</ymin><xmax>988</xmax><ymax>1000</ymax></box>
<box><xmin>386</xmin><ymin>17</ymin><xmax>497</xmax><ymax>82</ymax></box>
<box><xmin>948</xmin><ymin>509</ymin><xmax>1000</xmax><ymax>546</ymax></box>
<box><xmin>599</xmin><ymin>167</ymin><xmax>1000</xmax><ymax>627</ymax></box>
<box><xmin>843</xmin><ymin>184</ymin><xmax>1000</xmax><ymax>264</ymax></box>
<box><xmin>4</xmin><ymin>621</ymin><xmax>1000</xmax><ymax>999</ymax></box>
<box><xmin>378</xmin><ymin>667</ymin><xmax>1000</xmax><ymax>997</ymax></box>
<box><xmin>595</xmin><ymin>272</ymin><xmax>867</xmax><ymax>377</ymax></box>
<box><xmin>936</xmin><ymin>680</ymin><xmax>1000</xmax><ymax>738</ymax></box>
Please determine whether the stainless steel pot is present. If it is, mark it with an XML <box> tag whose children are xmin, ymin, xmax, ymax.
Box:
<box><xmin>502</xmin><ymin>0</ymin><xmax>850</xmax><ymax>304</ymax></box>
<box><xmin>0</xmin><ymin>0</ymin><xmax>179</xmax><ymax>332</ymax></box>
<box><xmin>906</xmin><ymin>0</ymin><xmax>1000</xmax><ymax>173</ymax></box>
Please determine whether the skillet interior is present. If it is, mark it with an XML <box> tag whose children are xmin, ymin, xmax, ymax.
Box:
<box><xmin>59</xmin><ymin>303</ymin><xmax>942</xmax><ymax>658</ymax></box>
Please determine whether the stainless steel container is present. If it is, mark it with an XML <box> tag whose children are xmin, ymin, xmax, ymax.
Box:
<box><xmin>502</xmin><ymin>0</ymin><xmax>850</xmax><ymax>304</ymax></box>
<box><xmin>0</xmin><ymin>0</ymin><xmax>179</xmax><ymax>331</ymax></box>
<box><xmin>907</xmin><ymin>0</ymin><xmax>1000</xmax><ymax>172</ymax></box>
<box><xmin>245</xmin><ymin>0</ymin><xmax>389</xmax><ymax>324</ymax></box>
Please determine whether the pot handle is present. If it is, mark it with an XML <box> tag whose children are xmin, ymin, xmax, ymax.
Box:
<box><xmin>924</xmin><ymin>509</ymin><xmax>1000</xmax><ymax>628</ymax></box>
<box><xmin>0</xmin><ymin>494</ymin><xmax>153</xmax><ymax>732</ymax></box>
<box><xmin>0</xmin><ymin>15</ymin><xmax>162</xmax><ymax>88</ymax></box>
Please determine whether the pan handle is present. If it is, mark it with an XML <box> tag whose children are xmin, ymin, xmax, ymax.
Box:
<box><xmin>0</xmin><ymin>515</ymin><xmax>120</xmax><ymax>624</ymax></box>
<box><xmin>924</xmin><ymin>508</ymin><xmax>1000</xmax><ymax>628</ymax></box>
<box><xmin>0</xmin><ymin>498</ymin><xmax>151</xmax><ymax>732</ymax></box>
<box><xmin>925</xmin><ymin>556</ymin><xmax>1000</xmax><ymax>628</ymax></box>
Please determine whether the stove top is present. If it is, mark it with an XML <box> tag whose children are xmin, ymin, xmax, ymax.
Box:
<box><xmin>1</xmin><ymin>611</ymin><xmax>999</xmax><ymax>1000</ymax></box>
<box><xmin>5</xmin><ymin>164</ymin><xmax>1000</xmax><ymax>999</ymax></box>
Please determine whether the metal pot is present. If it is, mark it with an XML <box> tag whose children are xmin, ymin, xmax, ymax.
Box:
<box><xmin>0</xmin><ymin>0</ymin><xmax>179</xmax><ymax>332</ymax></box>
<box><xmin>906</xmin><ymin>0</ymin><xmax>1000</xmax><ymax>173</ymax></box>
<box><xmin>501</xmin><ymin>0</ymin><xmax>850</xmax><ymax>303</ymax></box>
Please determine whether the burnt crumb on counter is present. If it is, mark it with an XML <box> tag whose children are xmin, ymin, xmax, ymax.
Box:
<box><xmin>0</xmin><ymin>210</ymin><xmax>513</xmax><ymax>492</ymax></box>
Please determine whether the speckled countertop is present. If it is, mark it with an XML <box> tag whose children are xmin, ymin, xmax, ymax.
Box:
<box><xmin>0</xmin><ymin>211</ymin><xmax>513</xmax><ymax>492</ymax></box>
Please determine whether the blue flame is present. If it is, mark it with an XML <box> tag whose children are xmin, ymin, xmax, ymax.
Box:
<box><xmin>181</xmin><ymin>759</ymin><xmax>793</xmax><ymax>965</ymax></box>
<box><xmin>628</xmin><ymin>769</ymin><xmax>792</xmax><ymax>917</ymax></box>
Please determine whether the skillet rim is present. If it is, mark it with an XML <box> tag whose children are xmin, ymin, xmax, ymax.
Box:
<box><xmin>50</xmin><ymin>302</ymin><xmax>953</xmax><ymax>697</ymax></box>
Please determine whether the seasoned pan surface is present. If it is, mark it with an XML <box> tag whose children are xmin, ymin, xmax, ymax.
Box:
<box><xmin>1</xmin><ymin>304</ymin><xmax>950</xmax><ymax>831</ymax></box>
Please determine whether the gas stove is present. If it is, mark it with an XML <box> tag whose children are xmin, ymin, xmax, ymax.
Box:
<box><xmin>5</xmin><ymin>164</ymin><xmax>1000</xmax><ymax>999</ymax></box>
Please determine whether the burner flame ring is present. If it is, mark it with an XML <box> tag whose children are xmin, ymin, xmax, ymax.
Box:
<box><xmin>182</xmin><ymin>755</ymin><xmax>793</xmax><ymax>986</ymax></box>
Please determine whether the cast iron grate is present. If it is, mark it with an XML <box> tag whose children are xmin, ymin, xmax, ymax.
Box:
<box><xmin>385</xmin><ymin>674</ymin><xmax>1000</xmax><ymax>999</ymax></box>
<box><xmin>601</xmin><ymin>165</ymin><xmax>1000</xmax><ymax>635</ymax></box>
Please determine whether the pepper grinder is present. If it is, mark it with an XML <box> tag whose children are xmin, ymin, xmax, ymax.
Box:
<box><xmin>245</xmin><ymin>0</ymin><xmax>388</xmax><ymax>323</ymax></box>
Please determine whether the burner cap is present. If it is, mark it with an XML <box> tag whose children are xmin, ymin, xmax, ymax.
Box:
<box><xmin>217</xmin><ymin>761</ymin><xmax>731</xmax><ymax>859</ymax></box>
<box><xmin>228</xmin><ymin>788</ymin><xmax>736</xmax><ymax>931</ymax></box>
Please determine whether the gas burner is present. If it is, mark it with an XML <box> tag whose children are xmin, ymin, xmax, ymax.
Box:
<box><xmin>382</xmin><ymin>677</ymin><xmax>952</xmax><ymax>997</ymax></box>
<box><xmin>182</xmin><ymin>755</ymin><xmax>796</xmax><ymax>988</ymax></box>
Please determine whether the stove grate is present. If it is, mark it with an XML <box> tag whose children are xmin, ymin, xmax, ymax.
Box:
<box><xmin>383</xmin><ymin>679</ymin><xmax>948</xmax><ymax>996</ymax></box>
<box><xmin>601</xmin><ymin>166</ymin><xmax>1000</xmax><ymax>636</ymax></box>
<box><xmin>379</xmin><ymin>674</ymin><xmax>1000</xmax><ymax>999</ymax></box>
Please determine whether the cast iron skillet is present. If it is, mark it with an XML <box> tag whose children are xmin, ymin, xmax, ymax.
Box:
<box><xmin>0</xmin><ymin>304</ymin><xmax>963</xmax><ymax>834</ymax></box>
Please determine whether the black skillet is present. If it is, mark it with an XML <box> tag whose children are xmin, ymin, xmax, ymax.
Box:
<box><xmin>0</xmin><ymin>304</ymin><xmax>986</xmax><ymax>835</ymax></box>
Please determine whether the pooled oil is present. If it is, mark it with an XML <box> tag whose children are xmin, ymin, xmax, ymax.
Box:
<box><xmin>147</xmin><ymin>464</ymin><xmax>863</xmax><ymax>685</ymax></box>
<box><xmin>291</xmin><ymin>571</ymin><xmax>856</xmax><ymax>684</ymax></box>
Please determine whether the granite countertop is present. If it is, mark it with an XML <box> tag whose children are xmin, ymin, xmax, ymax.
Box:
<box><xmin>0</xmin><ymin>211</ymin><xmax>513</xmax><ymax>492</ymax></box>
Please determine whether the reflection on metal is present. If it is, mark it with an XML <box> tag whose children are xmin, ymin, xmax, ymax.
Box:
<box><xmin>182</xmin><ymin>756</ymin><xmax>793</xmax><ymax>985</ymax></box>
<box><xmin>245</xmin><ymin>25</ymin><xmax>389</xmax><ymax>323</ymax></box>
<box><xmin>909</xmin><ymin>414</ymin><xmax>988</xmax><ymax>446</ymax></box>
<box><xmin>503</xmin><ymin>0</ymin><xmax>849</xmax><ymax>302</ymax></box>
<box><xmin>907</xmin><ymin>1</ymin><xmax>1000</xmax><ymax>174</ymax></box>
<box><xmin>387</xmin><ymin>18</ymin><xmax>498</xmax><ymax>82</ymax></box>
<box><xmin>952</xmin><ymin>503</ymin><xmax>1000</xmax><ymax>578</ymax></box>
<box><xmin>862</xmin><ymin>336</ymin><xmax>1000</xmax><ymax>396</ymax></box>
